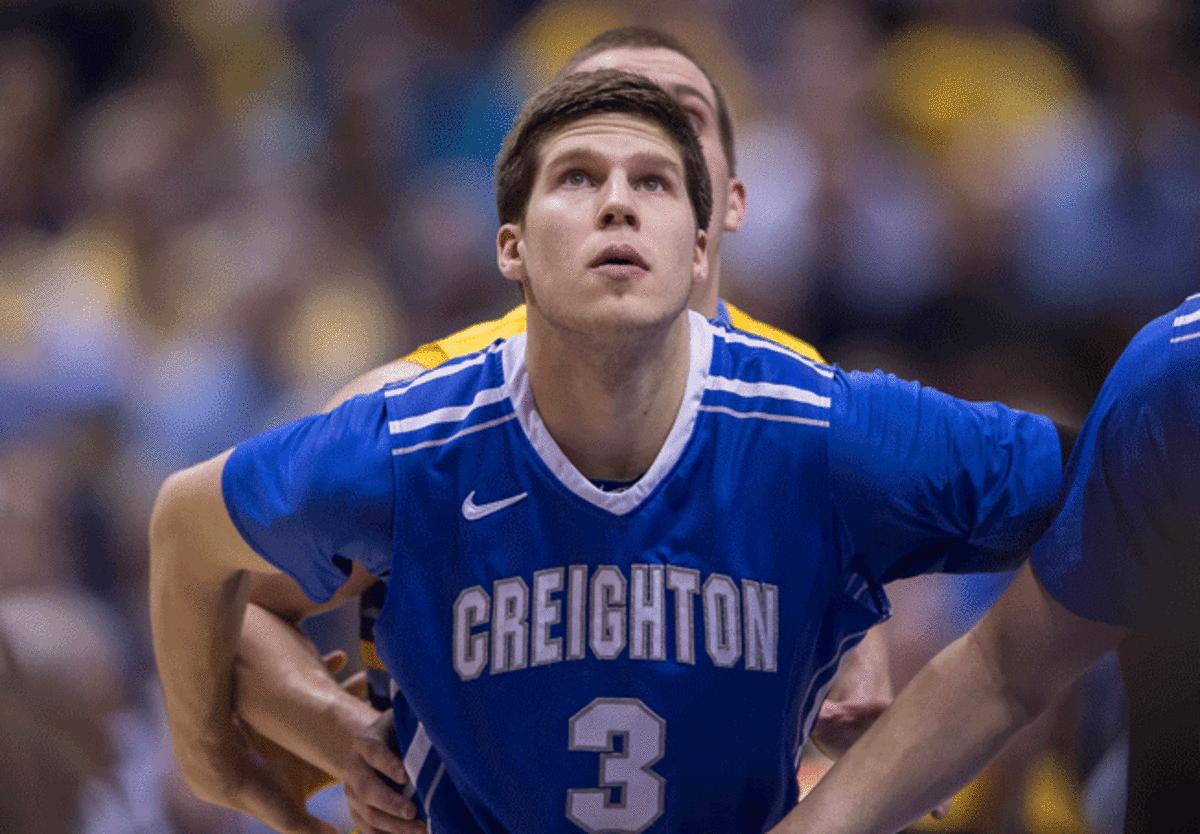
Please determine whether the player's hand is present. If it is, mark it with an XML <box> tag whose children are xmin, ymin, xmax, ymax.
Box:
<box><xmin>811</xmin><ymin>697</ymin><xmax>891</xmax><ymax>759</ymax></box>
<box><xmin>343</xmin><ymin>708</ymin><xmax>424</xmax><ymax>833</ymax></box>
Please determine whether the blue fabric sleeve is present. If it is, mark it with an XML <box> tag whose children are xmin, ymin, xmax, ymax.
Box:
<box><xmin>829</xmin><ymin>369</ymin><xmax>1063</xmax><ymax>584</ymax></box>
<box><xmin>1031</xmin><ymin>310</ymin><xmax>1199</xmax><ymax>629</ymax></box>
<box><xmin>222</xmin><ymin>390</ymin><xmax>394</xmax><ymax>603</ymax></box>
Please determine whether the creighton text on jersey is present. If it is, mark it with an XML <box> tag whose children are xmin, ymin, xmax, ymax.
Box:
<box><xmin>452</xmin><ymin>563</ymin><xmax>780</xmax><ymax>679</ymax></box>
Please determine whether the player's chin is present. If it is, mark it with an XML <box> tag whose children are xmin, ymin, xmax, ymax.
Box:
<box><xmin>576</xmin><ymin>296</ymin><xmax>683</xmax><ymax>334</ymax></box>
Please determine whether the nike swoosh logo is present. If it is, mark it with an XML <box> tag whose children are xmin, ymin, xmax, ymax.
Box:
<box><xmin>461</xmin><ymin>490</ymin><xmax>528</xmax><ymax>520</ymax></box>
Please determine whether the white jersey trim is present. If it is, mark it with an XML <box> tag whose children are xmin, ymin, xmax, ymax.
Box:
<box><xmin>706</xmin><ymin>375</ymin><xmax>831</xmax><ymax>409</ymax></box>
<box><xmin>425</xmin><ymin>763</ymin><xmax>447</xmax><ymax>825</ymax></box>
<box><xmin>388</xmin><ymin>385</ymin><xmax>508</xmax><ymax>435</ymax></box>
<box><xmin>698</xmin><ymin>405</ymin><xmax>830</xmax><ymax>428</ymax></box>
<box><xmin>1173</xmin><ymin>308</ymin><xmax>1200</xmax><ymax>329</ymax></box>
<box><xmin>713</xmin><ymin>327</ymin><xmax>835</xmax><ymax>379</ymax></box>
<box><xmin>793</xmin><ymin>627</ymin><xmax>871</xmax><ymax>769</ymax></box>
<box><xmin>403</xmin><ymin>723</ymin><xmax>432</xmax><ymax>798</ymax></box>
<box><xmin>392</xmin><ymin>414</ymin><xmax>517</xmax><ymax>456</ymax></box>
<box><xmin>502</xmin><ymin>311</ymin><xmax>712</xmax><ymax>516</ymax></box>
<box><xmin>385</xmin><ymin>344</ymin><xmax>503</xmax><ymax>397</ymax></box>
<box><xmin>1170</xmin><ymin>330</ymin><xmax>1200</xmax><ymax>344</ymax></box>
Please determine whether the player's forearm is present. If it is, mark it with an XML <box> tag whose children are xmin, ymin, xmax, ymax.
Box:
<box><xmin>149</xmin><ymin>474</ymin><xmax>253</xmax><ymax>782</ymax></box>
<box><xmin>236</xmin><ymin>604</ymin><xmax>379</xmax><ymax>780</ymax></box>
<box><xmin>777</xmin><ymin>630</ymin><xmax>1031</xmax><ymax>834</ymax></box>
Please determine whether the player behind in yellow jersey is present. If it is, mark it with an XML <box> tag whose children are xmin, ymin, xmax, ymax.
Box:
<box><xmin>229</xmin><ymin>28</ymin><xmax>891</xmax><ymax>834</ymax></box>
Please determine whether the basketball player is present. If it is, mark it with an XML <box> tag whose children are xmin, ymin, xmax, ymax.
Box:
<box><xmin>773</xmin><ymin>294</ymin><xmax>1200</xmax><ymax>834</ymax></box>
<box><xmin>151</xmin><ymin>71</ymin><xmax>1068</xmax><ymax>833</ymax></box>
<box><xmin>234</xmin><ymin>27</ymin><xmax>892</xmax><ymax>833</ymax></box>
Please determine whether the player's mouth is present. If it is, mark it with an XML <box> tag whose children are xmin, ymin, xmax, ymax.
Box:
<box><xmin>588</xmin><ymin>244</ymin><xmax>650</xmax><ymax>279</ymax></box>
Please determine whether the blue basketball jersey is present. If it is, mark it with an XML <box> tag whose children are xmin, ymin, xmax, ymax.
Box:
<box><xmin>224</xmin><ymin>311</ymin><xmax>1062</xmax><ymax>832</ymax></box>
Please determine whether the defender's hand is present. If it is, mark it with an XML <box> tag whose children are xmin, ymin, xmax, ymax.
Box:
<box><xmin>175</xmin><ymin>724</ymin><xmax>338</xmax><ymax>834</ymax></box>
<box><xmin>811</xmin><ymin>698</ymin><xmax>891</xmax><ymax>759</ymax></box>
<box><xmin>343</xmin><ymin>708</ymin><xmax>425</xmax><ymax>833</ymax></box>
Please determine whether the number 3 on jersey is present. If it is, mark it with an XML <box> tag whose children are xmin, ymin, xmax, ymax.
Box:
<box><xmin>566</xmin><ymin>698</ymin><xmax>666</xmax><ymax>833</ymax></box>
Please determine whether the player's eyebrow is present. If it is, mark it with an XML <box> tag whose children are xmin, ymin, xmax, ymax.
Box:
<box><xmin>669</xmin><ymin>83</ymin><xmax>716</xmax><ymax>116</ymax></box>
<box><xmin>624</xmin><ymin>150</ymin><xmax>685</xmax><ymax>179</ymax></box>
<box><xmin>543</xmin><ymin>146</ymin><xmax>684</xmax><ymax>180</ymax></box>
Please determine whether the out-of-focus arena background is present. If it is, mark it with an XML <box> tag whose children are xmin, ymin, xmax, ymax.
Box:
<box><xmin>1</xmin><ymin>0</ymin><xmax>1196</xmax><ymax>831</ymax></box>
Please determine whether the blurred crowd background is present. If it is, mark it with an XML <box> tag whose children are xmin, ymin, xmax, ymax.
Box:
<box><xmin>2</xmin><ymin>0</ymin><xmax>1197</xmax><ymax>831</ymax></box>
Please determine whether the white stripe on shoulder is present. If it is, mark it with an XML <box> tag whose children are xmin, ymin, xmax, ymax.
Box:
<box><xmin>385</xmin><ymin>345</ymin><xmax>501</xmax><ymax>397</ymax></box>
<box><xmin>388</xmin><ymin>385</ymin><xmax>507</xmax><ymax>435</ymax></box>
<box><xmin>392</xmin><ymin>413</ymin><xmax>516</xmax><ymax>456</ymax></box>
<box><xmin>1170</xmin><ymin>330</ymin><xmax>1200</xmax><ymax>345</ymax></box>
<box><xmin>1173</xmin><ymin>308</ymin><xmax>1200</xmax><ymax>328</ymax></box>
<box><xmin>699</xmin><ymin>404</ymin><xmax>829</xmax><ymax>428</ymax></box>
<box><xmin>713</xmin><ymin>326</ymin><xmax>834</xmax><ymax>378</ymax></box>
<box><xmin>1187</xmin><ymin>291</ymin><xmax>1200</xmax><ymax>301</ymax></box>
<box><xmin>707</xmin><ymin>375</ymin><xmax>831</xmax><ymax>409</ymax></box>
<box><xmin>1171</xmin><ymin>307</ymin><xmax>1200</xmax><ymax>328</ymax></box>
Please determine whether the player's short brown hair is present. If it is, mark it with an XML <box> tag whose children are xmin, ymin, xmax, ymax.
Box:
<box><xmin>495</xmin><ymin>70</ymin><xmax>712</xmax><ymax>230</ymax></box>
<box><xmin>560</xmin><ymin>27</ymin><xmax>737</xmax><ymax>175</ymax></box>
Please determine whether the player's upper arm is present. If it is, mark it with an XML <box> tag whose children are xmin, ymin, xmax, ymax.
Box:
<box><xmin>244</xmin><ymin>358</ymin><xmax>424</xmax><ymax>620</ymax></box>
<box><xmin>829</xmin><ymin>369</ymin><xmax>1063</xmax><ymax>584</ymax></box>
<box><xmin>152</xmin><ymin>450</ymin><xmax>288</xmax><ymax>580</ymax></box>
<box><xmin>222</xmin><ymin>390</ymin><xmax>395</xmax><ymax>603</ymax></box>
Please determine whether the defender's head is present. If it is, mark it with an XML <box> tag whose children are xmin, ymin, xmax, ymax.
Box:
<box><xmin>561</xmin><ymin>27</ymin><xmax>736</xmax><ymax>176</ymax></box>
<box><xmin>558</xmin><ymin>28</ymin><xmax>748</xmax><ymax>311</ymax></box>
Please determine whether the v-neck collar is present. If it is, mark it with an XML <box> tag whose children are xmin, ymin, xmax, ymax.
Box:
<box><xmin>501</xmin><ymin>310</ymin><xmax>713</xmax><ymax>516</ymax></box>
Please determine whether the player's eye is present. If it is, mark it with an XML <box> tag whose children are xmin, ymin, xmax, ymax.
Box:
<box><xmin>563</xmin><ymin>170</ymin><xmax>591</xmax><ymax>187</ymax></box>
<box><xmin>638</xmin><ymin>176</ymin><xmax>665</xmax><ymax>193</ymax></box>
<box><xmin>686</xmin><ymin>110</ymin><xmax>704</xmax><ymax>132</ymax></box>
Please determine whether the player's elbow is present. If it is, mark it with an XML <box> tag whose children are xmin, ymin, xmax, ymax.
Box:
<box><xmin>1000</xmin><ymin>674</ymin><xmax>1055</xmax><ymax>730</ymax></box>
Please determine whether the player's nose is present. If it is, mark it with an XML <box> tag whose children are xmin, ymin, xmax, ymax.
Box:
<box><xmin>596</xmin><ymin>175</ymin><xmax>639</xmax><ymax>230</ymax></box>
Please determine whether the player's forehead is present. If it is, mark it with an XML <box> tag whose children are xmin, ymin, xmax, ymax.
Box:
<box><xmin>537</xmin><ymin>112</ymin><xmax>683</xmax><ymax>172</ymax></box>
<box><xmin>570</xmin><ymin>47</ymin><xmax>717</xmax><ymax>119</ymax></box>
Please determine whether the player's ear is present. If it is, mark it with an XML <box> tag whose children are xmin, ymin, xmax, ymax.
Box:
<box><xmin>723</xmin><ymin>177</ymin><xmax>747</xmax><ymax>233</ymax></box>
<box><xmin>497</xmin><ymin>224</ymin><xmax>526</xmax><ymax>283</ymax></box>
<box><xmin>692</xmin><ymin>228</ymin><xmax>709</xmax><ymax>287</ymax></box>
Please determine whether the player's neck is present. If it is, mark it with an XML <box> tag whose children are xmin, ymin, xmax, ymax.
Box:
<box><xmin>524</xmin><ymin>312</ymin><xmax>692</xmax><ymax>482</ymax></box>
